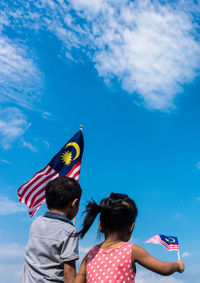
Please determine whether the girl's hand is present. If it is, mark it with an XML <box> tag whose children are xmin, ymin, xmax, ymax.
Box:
<box><xmin>176</xmin><ymin>261</ymin><xmax>185</xmax><ymax>273</ymax></box>
<box><xmin>132</xmin><ymin>245</ymin><xmax>185</xmax><ymax>276</ymax></box>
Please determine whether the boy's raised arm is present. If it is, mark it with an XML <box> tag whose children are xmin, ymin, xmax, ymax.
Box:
<box><xmin>132</xmin><ymin>245</ymin><xmax>184</xmax><ymax>276</ymax></box>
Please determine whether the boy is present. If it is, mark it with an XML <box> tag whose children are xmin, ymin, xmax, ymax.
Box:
<box><xmin>21</xmin><ymin>176</ymin><xmax>82</xmax><ymax>283</ymax></box>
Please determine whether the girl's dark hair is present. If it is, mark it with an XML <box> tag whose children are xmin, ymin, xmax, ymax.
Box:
<box><xmin>77</xmin><ymin>193</ymin><xmax>137</xmax><ymax>239</ymax></box>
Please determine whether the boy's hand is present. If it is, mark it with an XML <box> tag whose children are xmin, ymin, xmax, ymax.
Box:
<box><xmin>176</xmin><ymin>261</ymin><xmax>185</xmax><ymax>273</ymax></box>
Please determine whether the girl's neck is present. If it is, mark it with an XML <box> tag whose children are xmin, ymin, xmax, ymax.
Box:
<box><xmin>105</xmin><ymin>231</ymin><xmax>130</xmax><ymax>242</ymax></box>
<box><xmin>100</xmin><ymin>233</ymin><xmax>127</xmax><ymax>249</ymax></box>
<box><xmin>105</xmin><ymin>234</ymin><xmax>122</xmax><ymax>242</ymax></box>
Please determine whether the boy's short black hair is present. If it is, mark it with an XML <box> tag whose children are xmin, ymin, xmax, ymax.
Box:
<box><xmin>45</xmin><ymin>176</ymin><xmax>82</xmax><ymax>210</ymax></box>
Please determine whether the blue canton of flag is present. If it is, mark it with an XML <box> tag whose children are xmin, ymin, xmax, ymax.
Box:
<box><xmin>49</xmin><ymin>129</ymin><xmax>84</xmax><ymax>176</ymax></box>
<box><xmin>17</xmin><ymin>129</ymin><xmax>84</xmax><ymax>217</ymax></box>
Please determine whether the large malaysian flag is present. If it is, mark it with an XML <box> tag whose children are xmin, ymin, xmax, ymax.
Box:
<box><xmin>17</xmin><ymin>129</ymin><xmax>84</xmax><ymax>217</ymax></box>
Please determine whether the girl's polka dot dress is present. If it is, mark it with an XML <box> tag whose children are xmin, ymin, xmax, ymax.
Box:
<box><xmin>86</xmin><ymin>242</ymin><xmax>135</xmax><ymax>283</ymax></box>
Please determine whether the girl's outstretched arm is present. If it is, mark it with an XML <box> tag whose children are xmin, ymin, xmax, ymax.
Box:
<box><xmin>132</xmin><ymin>245</ymin><xmax>184</xmax><ymax>276</ymax></box>
<box><xmin>74</xmin><ymin>255</ymin><xmax>87</xmax><ymax>283</ymax></box>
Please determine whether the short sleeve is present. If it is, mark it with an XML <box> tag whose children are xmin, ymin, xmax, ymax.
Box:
<box><xmin>60</xmin><ymin>233</ymin><xmax>79</xmax><ymax>262</ymax></box>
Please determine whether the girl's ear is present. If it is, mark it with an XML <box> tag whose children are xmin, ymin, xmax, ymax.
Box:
<box><xmin>98</xmin><ymin>220</ymin><xmax>103</xmax><ymax>232</ymax></box>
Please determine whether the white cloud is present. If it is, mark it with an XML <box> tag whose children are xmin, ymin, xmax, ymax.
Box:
<box><xmin>0</xmin><ymin>263</ymin><xmax>23</xmax><ymax>283</ymax></box>
<box><xmin>136</xmin><ymin>270</ymin><xmax>185</xmax><ymax>283</ymax></box>
<box><xmin>27</xmin><ymin>0</ymin><xmax>200</xmax><ymax>111</ymax></box>
<box><xmin>174</xmin><ymin>213</ymin><xmax>181</xmax><ymax>219</ymax></box>
<box><xmin>69</xmin><ymin>0</ymin><xmax>200</xmax><ymax>111</ymax></box>
<box><xmin>43</xmin><ymin>140</ymin><xmax>50</xmax><ymax>150</ymax></box>
<box><xmin>0</xmin><ymin>10</ymin><xmax>9</xmax><ymax>30</ymax></box>
<box><xmin>77</xmin><ymin>245</ymin><xmax>90</xmax><ymax>268</ymax></box>
<box><xmin>0</xmin><ymin>36</ymin><xmax>42</xmax><ymax>109</ymax></box>
<box><xmin>0</xmin><ymin>243</ymin><xmax>24</xmax><ymax>283</ymax></box>
<box><xmin>41</xmin><ymin>111</ymin><xmax>53</xmax><ymax>120</ymax></box>
<box><xmin>21</xmin><ymin>141</ymin><xmax>37</xmax><ymax>152</ymax></box>
<box><xmin>0</xmin><ymin>107</ymin><xmax>30</xmax><ymax>149</ymax></box>
<box><xmin>0</xmin><ymin>196</ymin><xmax>26</xmax><ymax>215</ymax></box>
<box><xmin>79</xmin><ymin>246</ymin><xmax>90</xmax><ymax>254</ymax></box>
<box><xmin>0</xmin><ymin>243</ymin><xmax>24</xmax><ymax>260</ymax></box>
<box><xmin>0</xmin><ymin>159</ymin><xmax>13</xmax><ymax>165</ymax></box>
<box><xmin>2</xmin><ymin>0</ymin><xmax>200</xmax><ymax>111</ymax></box>
<box><xmin>182</xmin><ymin>252</ymin><xmax>191</xmax><ymax>258</ymax></box>
<box><xmin>0</xmin><ymin>11</ymin><xmax>43</xmax><ymax>146</ymax></box>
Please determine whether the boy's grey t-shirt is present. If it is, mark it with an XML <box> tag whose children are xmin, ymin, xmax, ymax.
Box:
<box><xmin>21</xmin><ymin>212</ymin><xmax>79</xmax><ymax>283</ymax></box>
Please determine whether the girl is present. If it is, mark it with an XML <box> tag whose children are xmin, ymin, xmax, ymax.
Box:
<box><xmin>75</xmin><ymin>193</ymin><xmax>184</xmax><ymax>283</ymax></box>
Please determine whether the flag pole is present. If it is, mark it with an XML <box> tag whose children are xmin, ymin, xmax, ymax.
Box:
<box><xmin>73</xmin><ymin>125</ymin><xmax>83</xmax><ymax>226</ymax></box>
<box><xmin>177</xmin><ymin>249</ymin><xmax>180</xmax><ymax>261</ymax></box>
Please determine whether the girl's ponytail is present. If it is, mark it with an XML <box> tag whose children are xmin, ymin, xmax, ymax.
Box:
<box><xmin>76</xmin><ymin>193</ymin><xmax>137</xmax><ymax>239</ymax></box>
<box><xmin>77</xmin><ymin>200</ymin><xmax>101</xmax><ymax>238</ymax></box>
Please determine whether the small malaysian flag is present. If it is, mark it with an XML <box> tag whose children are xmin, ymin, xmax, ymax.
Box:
<box><xmin>17</xmin><ymin>129</ymin><xmax>84</xmax><ymax>217</ymax></box>
<box><xmin>143</xmin><ymin>234</ymin><xmax>179</xmax><ymax>251</ymax></box>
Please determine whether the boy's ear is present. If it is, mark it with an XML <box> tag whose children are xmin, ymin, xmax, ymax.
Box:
<box><xmin>71</xmin><ymin>198</ymin><xmax>79</xmax><ymax>208</ymax></box>
<box><xmin>130</xmin><ymin>222</ymin><xmax>135</xmax><ymax>232</ymax></box>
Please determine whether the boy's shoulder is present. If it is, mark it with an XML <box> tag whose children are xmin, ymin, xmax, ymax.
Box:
<box><xmin>30</xmin><ymin>214</ymin><xmax>77</xmax><ymax>239</ymax></box>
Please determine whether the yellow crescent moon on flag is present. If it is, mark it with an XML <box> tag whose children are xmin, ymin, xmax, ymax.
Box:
<box><xmin>169</xmin><ymin>237</ymin><xmax>175</xmax><ymax>243</ymax></box>
<box><xmin>165</xmin><ymin>237</ymin><xmax>175</xmax><ymax>243</ymax></box>
<box><xmin>65</xmin><ymin>142</ymin><xmax>80</xmax><ymax>161</ymax></box>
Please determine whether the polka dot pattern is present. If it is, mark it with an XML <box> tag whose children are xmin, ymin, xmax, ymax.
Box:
<box><xmin>86</xmin><ymin>242</ymin><xmax>135</xmax><ymax>282</ymax></box>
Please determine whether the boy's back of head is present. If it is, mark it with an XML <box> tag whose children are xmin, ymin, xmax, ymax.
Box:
<box><xmin>45</xmin><ymin>176</ymin><xmax>82</xmax><ymax>210</ymax></box>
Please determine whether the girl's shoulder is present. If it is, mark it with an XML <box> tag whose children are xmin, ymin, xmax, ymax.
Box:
<box><xmin>131</xmin><ymin>244</ymin><xmax>152</xmax><ymax>262</ymax></box>
<box><xmin>88</xmin><ymin>245</ymin><xmax>99</xmax><ymax>253</ymax></box>
<box><xmin>87</xmin><ymin>242</ymin><xmax>134</xmax><ymax>261</ymax></box>
<box><xmin>132</xmin><ymin>244</ymin><xmax>145</xmax><ymax>254</ymax></box>
<box><xmin>88</xmin><ymin>242</ymin><xmax>134</xmax><ymax>255</ymax></box>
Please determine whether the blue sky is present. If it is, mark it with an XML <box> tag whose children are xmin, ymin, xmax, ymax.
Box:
<box><xmin>0</xmin><ymin>0</ymin><xmax>200</xmax><ymax>282</ymax></box>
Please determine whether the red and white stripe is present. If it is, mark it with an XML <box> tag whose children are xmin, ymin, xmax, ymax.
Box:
<box><xmin>67</xmin><ymin>161</ymin><xmax>81</xmax><ymax>181</ymax></box>
<box><xmin>159</xmin><ymin>240</ymin><xmax>179</xmax><ymax>251</ymax></box>
<box><xmin>17</xmin><ymin>161</ymin><xmax>81</xmax><ymax>217</ymax></box>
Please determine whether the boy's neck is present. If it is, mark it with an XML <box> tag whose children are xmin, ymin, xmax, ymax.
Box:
<box><xmin>49</xmin><ymin>209</ymin><xmax>71</xmax><ymax>219</ymax></box>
